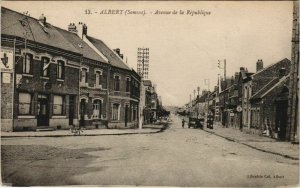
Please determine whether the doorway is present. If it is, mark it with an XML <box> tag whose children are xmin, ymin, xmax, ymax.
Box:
<box><xmin>125</xmin><ymin>105</ymin><xmax>129</xmax><ymax>127</ymax></box>
<box><xmin>37</xmin><ymin>94</ymin><xmax>49</xmax><ymax>126</ymax></box>
<box><xmin>69</xmin><ymin>96</ymin><xmax>75</xmax><ymax>125</ymax></box>
<box><xmin>80</xmin><ymin>99</ymin><xmax>87</xmax><ymax>127</ymax></box>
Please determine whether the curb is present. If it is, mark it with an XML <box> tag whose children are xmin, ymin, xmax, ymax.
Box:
<box><xmin>1</xmin><ymin>124</ymin><xmax>169</xmax><ymax>138</ymax></box>
<box><xmin>202</xmin><ymin>128</ymin><xmax>299</xmax><ymax>160</ymax></box>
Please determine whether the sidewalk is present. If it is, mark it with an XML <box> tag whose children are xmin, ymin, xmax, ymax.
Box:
<box><xmin>1</xmin><ymin>125</ymin><xmax>167</xmax><ymax>138</ymax></box>
<box><xmin>203</xmin><ymin>122</ymin><xmax>299</xmax><ymax>160</ymax></box>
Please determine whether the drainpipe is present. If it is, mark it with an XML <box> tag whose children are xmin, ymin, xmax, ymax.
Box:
<box><xmin>106</xmin><ymin>64</ymin><xmax>111</xmax><ymax>128</ymax></box>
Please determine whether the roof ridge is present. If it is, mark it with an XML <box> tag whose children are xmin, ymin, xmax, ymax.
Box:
<box><xmin>252</xmin><ymin>58</ymin><xmax>290</xmax><ymax>77</ymax></box>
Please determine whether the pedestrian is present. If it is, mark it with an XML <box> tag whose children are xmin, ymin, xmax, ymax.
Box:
<box><xmin>182</xmin><ymin>119</ymin><xmax>185</xmax><ymax>128</ymax></box>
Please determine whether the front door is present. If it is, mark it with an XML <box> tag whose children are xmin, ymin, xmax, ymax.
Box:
<box><xmin>37</xmin><ymin>95</ymin><xmax>49</xmax><ymax>126</ymax></box>
<box><xmin>80</xmin><ymin>99</ymin><xmax>86</xmax><ymax>127</ymax></box>
<box><xmin>275</xmin><ymin>100</ymin><xmax>288</xmax><ymax>140</ymax></box>
<box><xmin>125</xmin><ymin>105</ymin><xmax>128</xmax><ymax>127</ymax></box>
<box><xmin>69</xmin><ymin>96</ymin><xmax>75</xmax><ymax>125</ymax></box>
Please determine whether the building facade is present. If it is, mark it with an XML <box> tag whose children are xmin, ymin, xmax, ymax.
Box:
<box><xmin>1</xmin><ymin>7</ymin><xmax>81</xmax><ymax>131</ymax></box>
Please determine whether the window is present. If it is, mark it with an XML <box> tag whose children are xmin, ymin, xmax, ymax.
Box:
<box><xmin>126</xmin><ymin>77</ymin><xmax>130</xmax><ymax>92</ymax></box>
<box><xmin>112</xmin><ymin>103</ymin><xmax>120</xmax><ymax>120</ymax></box>
<box><xmin>40</xmin><ymin>57</ymin><xmax>50</xmax><ymax>77</ymax></box>
<box><xmin>114</xmin><ymin>75</ymin><xmax>120</xmax><ymax>91</ymax></box>
<box><xmin>18</xmin><ymin>93</ymin><xmax>32</xmax><ymax>115</ymax></box>
<box><xmin>53</xmin><ymin>95</ymin><xmax>63</xmax><ymax>115</ymax></box>
<box><xmin>95</xmin><ymin>71</ymin><xmax>102</xmax><ymax>87</ymax></box>
<box><xmin>93</xmin><ymin>100</ymin><xmax>102</xmax><ymax>118</ymax></box>
<box><xmin>81</xmin><ymin>68</ymin><xmax>87</xmax><ymax>83</ymax></box>
<box><xmin>57</xmin><ymin>60</ymin><xmax>65</xmax><ymax>79</ymax></box>
<box><xmin>23</xmin><ymin>54</ymin><xmax>32</xmax><ymax>74</ymax></box>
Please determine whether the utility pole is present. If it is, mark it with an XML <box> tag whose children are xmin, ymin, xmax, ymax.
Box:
<box><xmin>287</xmin><ymin>1</ymin><xmax>299</xmax><ymax>143</ymax></box>
<box><xmin>218</xmin><ymin>59</ymin><xmax>226</xmax><ymax>88</ymax></box>
<box><xmin>205</xmin><ymin>79</ymin><xmax>210</xmax><ymax>117</ymax></box>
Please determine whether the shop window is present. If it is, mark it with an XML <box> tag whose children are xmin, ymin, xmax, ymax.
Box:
<box><xmin>23</xmin><ymin>53</ymin><xmax>32</xmax><ymax>74</ymax></box>
<box><xmin>41</xmin><ymin>57</ymin><xmax>50</xmax><ymax>77</ymax></box>
<box><xmin>93</xmin><ymin>100</ymin><xmax>102</xmax><ymax>119</ymax></box>
<box><xmin>53</xmin><ymin>95</ymin><xmax>63</xmax><ymax>115</ymax></box>
<box><xmin>18</xmin><ymin>93</ymin><xmax>32</xmax><ymax>115</ymax></box>
<box><xmin>114</xmin><ymin>75</ymin><xmax>120</xmax><ymax>91</ymax></box>
<box><xmin>57</xmin><ymin>60</ymin><xmax>65</xmax><ymax>79</ymax></box>
<box><xmin>112</xmin><ymin>103</ymin><xmax>120</xmax><ymax>120</ymax></box>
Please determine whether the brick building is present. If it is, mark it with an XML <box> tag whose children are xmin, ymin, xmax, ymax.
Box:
<box><xmin>1</xmin><ymin>7</ymin><xmax>142</xmax><ymax>131</ymax></box>
<box><xmin>86</xmin><ymin>36</ymin><xmax>140</xmax><ymax>128</ymax></box>
<box><xmin>1</xmin><ymin>7</ymin><xmax>81</xmax><ymax>131</ymax></box>
<box><xmin>250</xmin><ymin>70</ymin><xmax>290</xmax><ymax>140</ymax></box>
<box><xmin>57</xmin><ymin>24</ymin><xmax>110</xmax><ymax>129</ymax></box>
<box><xmin>242</xmin><ymin>58</ymin><xmax>291</xmax><ymax>133</ymax></box>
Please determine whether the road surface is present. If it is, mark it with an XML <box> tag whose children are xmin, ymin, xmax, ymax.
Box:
<box><xmin>1</xmin><ymin>115</ymin><xmax>299</xmax><ymax>186</ymax></box>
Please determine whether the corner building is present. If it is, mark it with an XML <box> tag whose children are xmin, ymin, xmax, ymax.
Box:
<box><xmin>1</xmin><ymin>7</ymin><xmax>81</xmax><ymax>131</ymax></box>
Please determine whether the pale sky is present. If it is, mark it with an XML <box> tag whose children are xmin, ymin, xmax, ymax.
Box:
<box><xmin>2</xmin><ymin>1</ymin><xmax>293</xmax><ymax>107</ymax></box>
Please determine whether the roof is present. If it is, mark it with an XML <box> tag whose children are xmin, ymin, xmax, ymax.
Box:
<box><xmin>251</xmin><ymin>75</ymin><xmax>289</xmax><ymax>100</ymax></box>
<box><xmin>1</xmin><ymin>7</ymin><xmax>79</xmax><ymax>54</ymax></box>
<box><xmin>251</xmin><ymin>58</ymin><xmax>290</xmax><ymax>78</ymax></box>
<box><xmin>86</xmin><ymin>36</ymin><xmax>131</xmax><ymax>70</ymax></box>
<box><xmin>56</xmin><ymin>27</ymin><xmax>107</xmax><ymax>63</ymax></box>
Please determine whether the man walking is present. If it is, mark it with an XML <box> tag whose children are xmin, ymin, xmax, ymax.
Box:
<box><xmin>182</xmin><ymin>119</ymin><xmax>185</xmax><ymax>128</ymax></box>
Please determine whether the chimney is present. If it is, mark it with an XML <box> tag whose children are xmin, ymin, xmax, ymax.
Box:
<box><xmin>256</xmin><ymin>59</ymin><xmax>264</xmax><ymax>72</ymax></box>
<box><xmin>214</xmin><ymin>86</ymin><xmax>218</xmax><ymax>91</ymax></box>
<box><xmin>38</xmin><ymin>14</ymin><xmax>46</xmax><ymax>26</ymax></box>
<box><xmin>114</xmin><ymin>48</ymin><xmax>121</xmax><ymax>55</ymax></box>
<box><xmin>68</xmin><ymin>23</ymin><xmax>77</xmax><ymax>33</ymax></box>
<box><xmin>279</xmin><ymin>68</ymin><xmax>286</xmax><ymax>78</ymax></box>
<box><xmin>119</xmin><ymin>54</ymin><xmax>124</xmax><ymax>59</ymax></box>
<box><xmin>76</xmin><ymin>22</ymin><xmax>87</xmax><ymax>39</ymax></box>
<box><xmin>82</xmin><ymin>23</ymin><xmax>88</xmax><ymax>36</ymax></box>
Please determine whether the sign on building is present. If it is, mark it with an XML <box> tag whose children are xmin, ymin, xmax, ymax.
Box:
<box><xmin>1</xmin><ymin>48</ymin><xmax>14</xmax><ymax>71</ymax></box>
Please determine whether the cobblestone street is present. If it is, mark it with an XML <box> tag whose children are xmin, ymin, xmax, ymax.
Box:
<box><xmin>1</xmin><ymin>115</ymin><xmax>299</xmax><ymax>186</ymax></box>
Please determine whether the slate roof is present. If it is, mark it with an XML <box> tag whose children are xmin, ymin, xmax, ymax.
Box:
<box><xmin>250</xmin><ymin>75</ymin><xmax>289</xmax><ymax>100</ymax></box>
<box><xmin>1</xmin><ymin>7</ymin><xmax>79</xmax><ymax>54</ymax></box>
<box><xmin>56</xmin><ymin>27</ymin><xmax>107</xmax><ymax>63</ymax></box>
<box><xmin>251</xmin><ymin>58</ymin><xmax>290</xmax><ymax>79</ymax></box>
<box><xmin>86</xmin><ymin>36</ymin><xmax>131</xmax><ymax>70</ymax></box>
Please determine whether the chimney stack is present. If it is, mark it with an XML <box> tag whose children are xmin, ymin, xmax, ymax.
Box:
<box><xmin>256</xmin><ymin>59</ymin><xmax>264</xmax><ymax>72</ymax></box>
<box><xmin>114</xmin><ymin>48</ymin><xmax>121</xmax><ymax>55</ymax></box>
<box><xmin>279</xmin><ymin>68</ymin><xmax>286</xmax><ymax>78</ymax></box>
<box><xmin>76</xmin><ymin>22</ymin><xmax>87</xmax><ymax>39</ymax></box>
<box><xmin>38</xmin><ymin>14</ymin><xmax>46</xmax><ymax>26</ymax></box>
<box><xmin>68</xmin><ymin>23</ymin><xmax>77</xmax><ymax>33</ymax></box>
